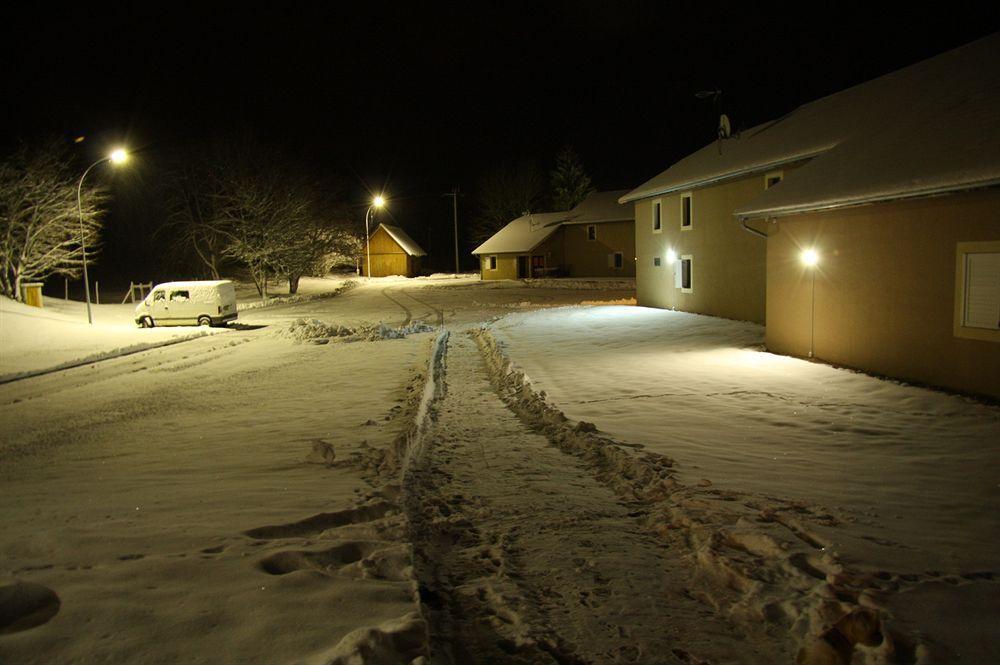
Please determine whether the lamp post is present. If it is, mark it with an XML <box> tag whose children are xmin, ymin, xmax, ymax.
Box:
<box><xmin>801</xmin><ymin>248</ymin><xmax>819</xmax><ymax>358</ymax></box>
<box><xmin>77</xmin><ymin>148</ymin><xmax>128</xmax><ymax>324</ymax></box>
<box><xmin>365</xmin><ymin>195</ymin><xmax>385</xmax><ymax>279</ymax></box>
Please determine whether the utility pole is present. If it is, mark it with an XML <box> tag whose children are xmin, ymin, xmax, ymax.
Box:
<box><xmin>443</xmin><ymin>187</ymin><xmax>460</xmax><ymax>275</ymax></box>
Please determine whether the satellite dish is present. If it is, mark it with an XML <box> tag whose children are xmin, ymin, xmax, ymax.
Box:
<box><xmin>718</xmin><ymin>114</ymin><xmax>731</xmax><ymax>139</ymax></box>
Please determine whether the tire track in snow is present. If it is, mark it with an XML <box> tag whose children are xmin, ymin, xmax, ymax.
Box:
<box><xmin>381</xmin><ymin>288</ymin><xmax>413</xmax><ymax>326</ymax></box>
<box><xmin>401</xmin><ymin>288</ymin><xmax>444</xmax><ymax>327</ymax></box>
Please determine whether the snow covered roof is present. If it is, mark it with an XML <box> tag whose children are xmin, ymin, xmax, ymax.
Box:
<box><xmin>622</xmin><ymin>33</ymin><xmax>1000</xmax><ymax>213</ymax></box>
<box><xmin>378</xmin><ymin>224</ymin><xmax>426</xmax><ymax>256</ymax></box>
<box><xmin>472</xmin><ymin>191</ymin><xmax>635</xmax><ymax>255</ymax></box>
<box><xmin>562</xmin><ymin>190</ymin><xmax>634</xmax><ymax>225</ymax></box>
<box><xmin>471</xmin><ymin>212</ymin><xmax>567</xmax><ymax>255</ymax></box>
<box><xmin>153</xmin><ymin>280</ymin><xmax>232</xmax><ymax>290</ymax></box>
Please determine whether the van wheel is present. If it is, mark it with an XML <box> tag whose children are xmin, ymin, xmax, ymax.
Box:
<box><xmin>198</xmin><ymin>316</ymin><xmax>213</xmax><ymax>327</ymax></box>
<box><xmin>140</xmin><ymin>316</ymin><xmax>154</xmax><ymax>328</ymax></box>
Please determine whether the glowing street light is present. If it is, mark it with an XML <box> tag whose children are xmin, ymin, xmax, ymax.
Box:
<box><xmin>77</xmin><ymin>147</ymin><xmax>129</xmax><ymax>324</ymax></box>
<box><xmin>801</xmin><ymin>248</ymin><xmax>819</xmax><ymax>357</ymax></box>
<box><xmin>365</xmin><ymin>195</ymin><xmax>386</xmax><ymax>279</ymax></box>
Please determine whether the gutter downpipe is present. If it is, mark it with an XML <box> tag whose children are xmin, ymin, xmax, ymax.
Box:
<box><xmin>740</xmin><ymin>216</ymin><xmax>768</xmax><ymax>239</ymax></box>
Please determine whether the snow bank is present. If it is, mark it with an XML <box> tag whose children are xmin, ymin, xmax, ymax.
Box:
<box><xmin>280</xmin><ymin>318</ymin><xmax>436</xmax><ymax>343</ymax></box>
<box><xmin>237</xmin><ymin>279</ymin><xmax>357</xmax><ymax>311</ymax></box>
<box><xmin>522</xmin><ymin>277</ymin><xmax>635</xmax><ymax>290</ymax></box>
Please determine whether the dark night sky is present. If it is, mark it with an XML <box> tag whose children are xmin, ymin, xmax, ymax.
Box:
<box><xmin>3</xmin><ymin>3</ymin><xmax>998</xmax><ymax>275</ymax></box>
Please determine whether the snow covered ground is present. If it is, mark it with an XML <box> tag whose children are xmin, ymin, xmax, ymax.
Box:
<box><xmin>490</xmin><ymin>306</ymin><xmax>1000</xmax><ymax>663</ymax></box>
<box><xmin>4</xmin><ymin>278</ymin><xmax>995</xmax><ymax>663</ymax></box>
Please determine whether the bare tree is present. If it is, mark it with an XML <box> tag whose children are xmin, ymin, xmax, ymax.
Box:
<box><xmin>0</xmin><ymin>139</ymin><xmax>106</xmax><ymax>300</ymax></box>
<box><xmin>468</xmin><ymin>159</ymin><xmax>547</xmax><ymax>244</ymax></box>
<box><xmin>160</xmin><ymin>157</ymin><xmax>226</xmax><ymax>279</ymax></box>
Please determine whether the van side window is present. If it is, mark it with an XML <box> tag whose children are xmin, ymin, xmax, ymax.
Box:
<box><xmin>153</xmin><ymin>291</ymin><xmax>166</xmax><ymax>302</ymax></box>
<box><xmin>170</xmin><ymin>290</ymin><xmax>190</xmax><ymax>301</ymax></box>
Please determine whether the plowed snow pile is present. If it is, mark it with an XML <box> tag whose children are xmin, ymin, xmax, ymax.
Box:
<box><xmin>490</xmin><ymin>305</ymin><xmax>1000</xmax><ymax>664</ymax></box>
<box><xmin>282</xmin><ymin>318</ymin><xmax>436</xmax><ymax>342</ymax></box>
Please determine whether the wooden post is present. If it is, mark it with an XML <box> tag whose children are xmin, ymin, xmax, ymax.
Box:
<box><xmin>64</xmin><ymin>278</ymin><xmax>69</xmax><ymax>300</ymax></box>
<box><xmin>95</xmin><ymin>281</ymin><xmax>100</xmax><ymax>305</ymax></box>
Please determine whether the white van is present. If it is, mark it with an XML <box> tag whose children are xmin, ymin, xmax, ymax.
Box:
<box><xmin>135</xmin><ymin>280</ymin><xmax>238</xmax><ymax>328</ymax></box>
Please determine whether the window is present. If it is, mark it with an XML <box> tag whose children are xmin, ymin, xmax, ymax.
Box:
<box><xmin>611</xmin><ymin>252</ymin><xmax>623</xmax><ymax>269</ymax></box>
<box><xmin>169</xmin><ymin>290</ymin><xmax>190</xmax><ymax>301</ymax></box>
<box><xmin>675</xmin><ymin>255</ymin><xmax>693</xmax><ymax>292</ymax></box>
<box><xmin>956</xmin><ymin>242</ymin><xmax>1000</xmax><ymax>342</ymax></box>
<box><xmin>652</xmin><ymin>200</ymin><xmax>662</xmax><ymax>232</ymax></box>
<box><xmin>653</xmin><ymin>257</ymin><xmax>661</xmax><ymax>267</ymax></box>
<box><xmin>153</xmin><ymin>291</ymin><xmax>165</xmax><ymax>302</ymax></box>
<box><xmin>680</xmin><ymin>193</ymin><xmax>692</xmax><ymax>229</ymax></box>
<box><xmin>487</xmin><ymin>256</ymin><xmax>497</xmax><ymax>270</ymax></box>
<box><xmin>765</xmin><ymin>171</ymin><xmax>784</xmax><ymax>189</ymax></box>
<box><xmin>586</xmin><ymin>225</ymin><xmax>597</xmax><ymax>241</ymax></box>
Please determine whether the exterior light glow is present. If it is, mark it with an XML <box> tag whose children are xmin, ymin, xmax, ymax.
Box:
<box><xmin>666</xmin><ymin>249</ymin><xmax>677</xmax><ymax>264</ymax></box>
<box><xmin>801</xmin><ymin>249</ymin><xmax>819</xmax><ymax>266</ymax></box>
<box><xmin>109</xmin><ymin>148</ymin><xmax>128</xmax><ymax>165</ymax></box>
<box><xmin>373</xmin><ymin>195</ymin><xmax>385</xmax><ymax>208</ymax></box>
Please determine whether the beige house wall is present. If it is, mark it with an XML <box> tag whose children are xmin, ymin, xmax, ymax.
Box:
<box><xmin>480</xmin><ymin>253</ymin><xmax>519</xmax><ymax>280</ymax></box>
<box><xmin>635</xmin><ymin>172</ymin><xmax>791</xmax><ymax>323</ymax></box>
<box><xmin>765</xmin><ymin>189</ymin><xmax>1000</xmax><ymax>398</ymax></box>
<box><xmin>561</xmin><ymin>221</ymin><xmax>636</xmax><ymax>277</ymax></box>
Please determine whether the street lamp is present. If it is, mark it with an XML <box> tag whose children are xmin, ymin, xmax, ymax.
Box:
<box><xmin>801</xmin><ymin>248</ymin><xmax>819</xmax><ymax>357</ymax></box>
<box><xmin>77</xmin><ymin>147</ymin><xmax>128</xmax><ymax>324</ymax></box>
<box><xmin>365</xmin><ymin>195</ymin><xmax>386</xmax><ymax>279</ymax></box>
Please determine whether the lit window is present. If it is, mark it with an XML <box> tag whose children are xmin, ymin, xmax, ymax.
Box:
<box><xmin>680</xmin><ymin>193</ymin><xmax>692</xmax><ymax>229</ymax></box>
<box><xmin>587</xmin><ymin>225</ymin><xmax>597</xmax><ymax>241</ymax></box>
<box><xmin>652</xmin><ymin>200</ymin><xmax>662</xmax><ymax>232</ymax></box>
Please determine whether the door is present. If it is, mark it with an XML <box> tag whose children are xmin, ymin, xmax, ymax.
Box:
<box><xmin>150</xmin><ymin>290</ymin><xmax>169</xmax><ymax>323</ymax></box>
<box><xmin>517</xmin><ymin>255</ymin><xmax>529</xmax><ymax>279</ymax></box>
<box><xmin>531</xmin><ymin>255</ymin><xmax>545</xmax><ymax>277</ymax></box>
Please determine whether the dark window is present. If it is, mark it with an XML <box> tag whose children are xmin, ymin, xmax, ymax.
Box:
<box><xmin>587</xmin><ymin>225</ymin><xmax>597</xmax><ymax>241</ymax></box>
<box><xmin>681</xmin><ymin>195</ymin><xmax>692</xmax><ymax>228</ymax></box>
<box><xmin>153</xmin><ymin>291</ymin><xmax>165</xmax><ymax>302</ymax></box>
<box><xmin>652</xmin><ymin>202</ymin><xmax>661</xmax><ymax>231</ymax></box>
<box><xmin>488</xmin><ymin>256</ymin><xmax>497</xmax><ymax>270</ymax></box>
<box><xmin>614</xmin><ymin>252</ymin><xmax>623</xmax><ymax>269</ymax></box>
<box><xmin>169</xmin><ymin>290</ymin><xmax>190</xmax><ymax>301</ymax></box>
<box><xmin>681</xmin><ymin>258</ymin><xmax>692</xmax><ymax>289</ymax></box>
<box><xmin>766</xmin><ymin>175</ymin><xmax>783</xmax><ymax>189</ymax></box>
<box><xmin>653</xmin><ymin>257</ymin><xmax>661</xmax><ymax>267</ymax></box>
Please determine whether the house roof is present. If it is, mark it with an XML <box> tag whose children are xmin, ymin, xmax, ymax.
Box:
<box><xmin>562</xmin><ymin>190</ymin><xmax>634</xmax><ymax>225</ymax></box>
<box><xmin>471</xmin><ymin>191</ymin><xmax>635</xmax><ymax>255</ymax></box>
<box><xmin>377</xmin><ymin>223</ymin><xmax>426</xmax><ymax>256</ymax></box>
<box><xmin>471</xmin><ymin>212</ymin><xmax>567</xmax><ymax>255</ymax></box>
<box><xmin>621</xmin><ymin>33</ymin><xmax>1000</xmax><ymax>214</ymax></box>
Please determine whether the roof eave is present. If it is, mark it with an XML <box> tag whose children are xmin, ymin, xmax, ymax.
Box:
<box><xmin>735</xmin><ymin>178</ymin><xmax>1000</xmax><ymax>220</ymax></box>
<box><xmin>619</xmin><ymin>150</ymin><xmax>829</xmax><ymax>204</ymax></box>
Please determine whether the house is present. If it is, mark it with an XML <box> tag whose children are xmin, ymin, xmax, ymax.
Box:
<box><xmin>622</xmin><ymin>33</ymin><xmax>1000</xmax><ymax>398</ymax></box>
<box><xmin>473</xmin><ymin>190</ymin><xmax>635</xmax><ymax>280</ymax></box>
<box><xmin>363</xmin><ymin>223</ymin><xmax>427</xmax><ymax>277</ymax></box>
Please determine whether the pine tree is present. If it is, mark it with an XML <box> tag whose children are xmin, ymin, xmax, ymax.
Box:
<box><xmin>550</xmin><ymin>146</ymin><xmax>595</xmax><ymax>211</ymax></box>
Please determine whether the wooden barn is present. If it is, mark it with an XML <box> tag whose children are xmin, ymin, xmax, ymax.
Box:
<box><xmin>363</xmin><ymin>223</ymin><xmax>427</xmax><ymax>277</ymax></box>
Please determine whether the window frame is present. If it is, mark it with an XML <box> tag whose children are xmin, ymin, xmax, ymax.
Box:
<box><xmin>954</xmin><ymin>241</ymin><xmax>1000</xmax><ymax>342</ymax></box>
<box><xmin>652</xmin><ymin>199</ymin><xmax>662</xmax><ymax>234</ymax></box>
<box><xmin>680</xmin><ymin>193</ymin><xmax>693</xmax><ymax>231</ymax></box>
<box><xmin>764</xmin><ymin>171</ymin><xmax>784</xmax><ymax>189</ymax></box>
<box><xmin>486</xmin><ymin>255</ymin><xmax>497</xmax><ymax>271</ymax></box>
<box><xmin>680</xmin><ymin>255</ymin><xmax>693</xmax><ymax>293</ymax></box>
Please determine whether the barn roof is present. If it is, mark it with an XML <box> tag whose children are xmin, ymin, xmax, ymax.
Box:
<box><xmin>621</xmin><ymin>33</ymin><xmax>1000</xmax><ymax>215</ymax></box>
<box><xmin>378</xmin><ymin>224</ymin><xmax>426</xmax><ymax>256</ymax></box>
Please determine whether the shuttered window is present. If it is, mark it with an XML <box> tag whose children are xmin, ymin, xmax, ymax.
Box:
<box><xmin>963</xmin><ymin>252</ymin><xmax>1000</xmax><ymax>330</ymax></box>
